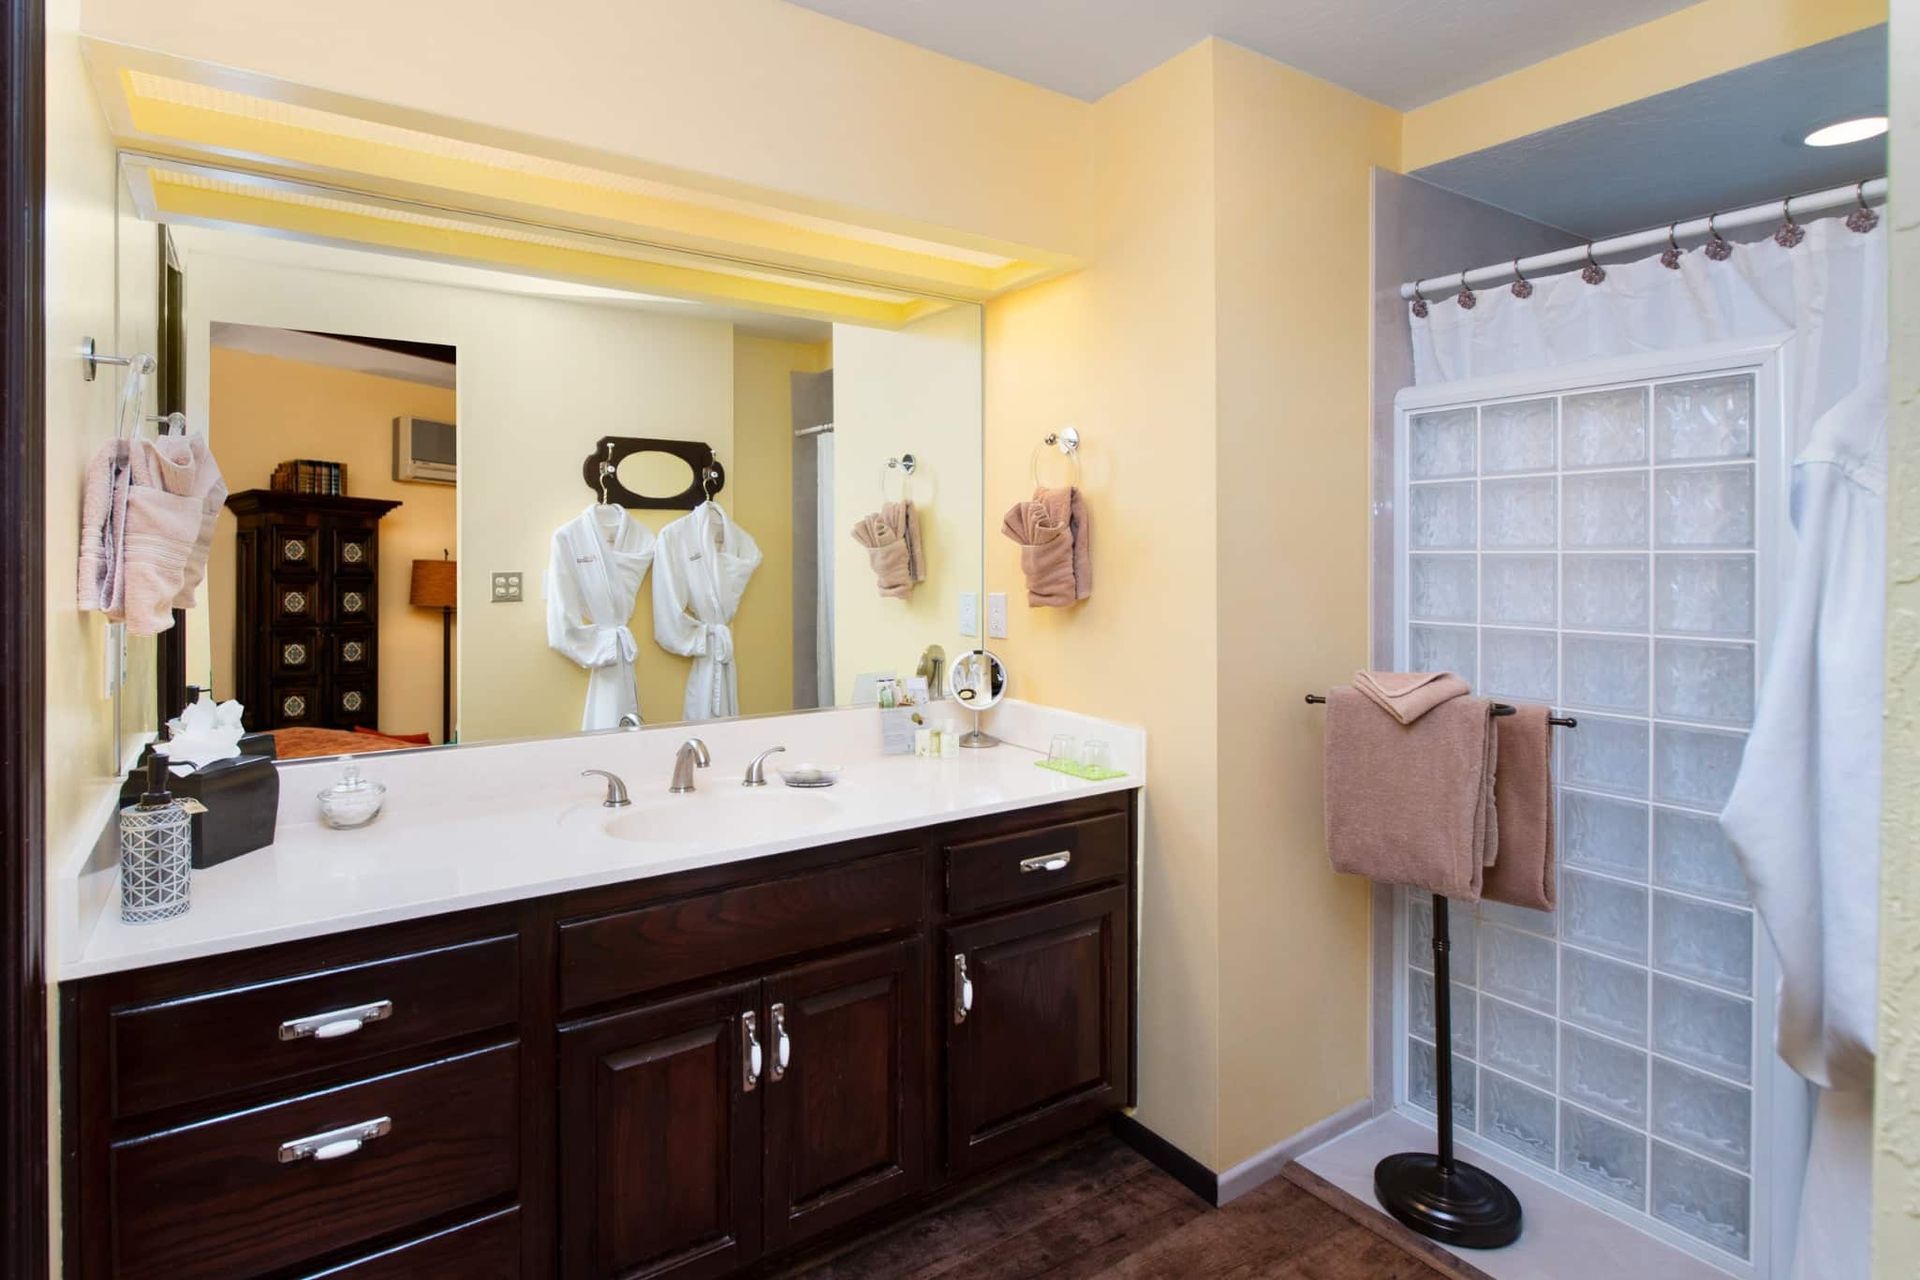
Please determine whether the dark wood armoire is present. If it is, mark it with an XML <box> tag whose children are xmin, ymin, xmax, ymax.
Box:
<box><xmin>226</xmin><ymin>490</ymin><xmax>402</xmax><ymax>733</ymax></box>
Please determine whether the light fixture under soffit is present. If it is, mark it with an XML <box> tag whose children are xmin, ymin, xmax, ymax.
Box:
<box><xmin>1804</xmin><ymin>116</ymin><xmax>1889</xmax><ymax>147</ymax></box>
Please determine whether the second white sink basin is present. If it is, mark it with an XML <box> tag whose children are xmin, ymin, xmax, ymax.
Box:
<box><xmin>594</xmin><ymin>788</ymin><xmax>845</xmax><ymax>846</ymax></box>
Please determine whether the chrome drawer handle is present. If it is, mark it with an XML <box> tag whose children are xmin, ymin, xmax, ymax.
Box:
<box><xmin>742</xmin><ymin>1012</ymin><xmax>762</xmax><ymax>1092</ymax></box>
<box><xmin>277</xmin><ymin>1116</ymin><xmax>391</xmax><ymax>1164</ymax></box>
<box><xmin>1019</xmin><ymin>851</ymin><xmax>1072</xmax><ymax>874</ymax></box>
<box><xmin>279</xmin><ymin>999</ymin><xmax>393</xmax><ymax>1042</ymax></box>
<box><xmin>769</xmin><ymin>1002</ymin><xmax>790</xmax><ymax>1082</ymax></box>
<box><xmin>953</xmin><ymin>954</ymin><xmax>973</xmax><ymax>1025</ymax></box>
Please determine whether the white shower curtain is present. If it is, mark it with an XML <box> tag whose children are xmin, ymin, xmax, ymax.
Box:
<box><xmin>1411</xmin><ymin>218</ymin><xmax>1887</xmax><ymax>1280</ymax></box>
<box><xmin>814</xmin><ymin>432</ymin><xmax>836</xmax><ymax>705</ymax></box>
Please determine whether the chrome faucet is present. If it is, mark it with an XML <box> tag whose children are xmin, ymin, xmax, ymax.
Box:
<box><xmin>743</xmin><ymin>746</ymin><xmax>786</xmax><ymax>787</ymax></box>
<box><xmin>669</xmin><ymin>738</ymin><xmax>711</xmax><ymax>793</ymax></box>
<box><xmin>581</xmin><ymin>768</ymin><xmax>631</xmax><ymax>808</ymax></box>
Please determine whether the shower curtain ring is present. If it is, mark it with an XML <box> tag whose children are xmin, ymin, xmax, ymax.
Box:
<box><xmin>1660</xmin><ymin>223</ymin><xmax>1684</xmax><ymax>270</ymax></box>
<box><xmin>1580</xmin><ymin>243</ymin><xmax>1606</xmax><ymax>285</ymax></box>
<box><xmin>1454</xmin><ymin>268</ymin><xmax>1477</xmax><ymax>310</ymax></box>
<box><xmin>1410</xmin><ymin>280</ymin><xmax>1429</xmax><ymax>319</ymax></box>
<box><xmin>1509</xmin><ymin>259</ymin><xmax>1533</xmax><ymax>299</ymax></box>
<box><xmin>1704</xmin><ymin>212</ymin><xmax>1733</xmax><ymax>261</ymax></box>
<box><xmin>1774</xmin><ymin>196</ymin><xmax>1806</xmax><ymax>249</ymax></box>
<box><xmin>1847</xmin><ymin>181</ymin><xmax>1880</xmax><ymax>234</ymax></box>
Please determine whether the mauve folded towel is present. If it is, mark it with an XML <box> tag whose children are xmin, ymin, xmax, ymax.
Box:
<box><xmin>1353</xmin><ymin>670</ymin><xmax>1470</xmax><ymax>725</ymax></box>
<box><xmin>1001</xmin><ymin>485</ymin><xmax>1091</xmax><ymax>607</ymax></box>
<box><xmin>1323</xmin><ymin>686</ymin><xmax>1499</xmax><ymax>900</ymax></box>
<box><xmin>1483</xmin><ymin>703</ymin><xmax>1556</xmax><ymax>911</ymax></box>
<box><xmin>852</xmin><ymin>512</ymin><xmax>913</xmax><ymax>598</ymax></box>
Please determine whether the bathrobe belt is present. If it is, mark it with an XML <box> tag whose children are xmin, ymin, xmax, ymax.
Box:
<box><xmin>588</xmin><ymin>624</ymin><xmax>640</xmax><ymax>668</ymax></box>
<box><xmin>695</xmin><ymin>621</ymin><xmax>735</xmax><ymax>666</ymax></box>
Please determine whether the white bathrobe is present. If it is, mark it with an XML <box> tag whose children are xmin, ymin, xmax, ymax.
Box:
<box><xmin>652</xmin><ymin>501</ymin><xmax>761</xmax><ymax>721</ymax></box>
<box><xmin>1721</xmin><ymin>377</ymin><xmax>1886</xmax><ymax>1280</ymax></box>
<box><xmin>545</xmin><ymin>505</ymin><xmax>657</xmax><ymax>730</ymax></box>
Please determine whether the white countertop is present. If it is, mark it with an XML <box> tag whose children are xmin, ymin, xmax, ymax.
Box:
<box><xmin>54</xmin><ymin>702</ymin><xmax>1144</xmax><ymax>981</ymax></box>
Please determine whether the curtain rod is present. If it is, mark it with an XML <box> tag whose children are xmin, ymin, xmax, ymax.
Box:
<box><xmin>1401</xmin><ymin>176</ymin><xmax>1886</xmax><ymax>300</ymax></box>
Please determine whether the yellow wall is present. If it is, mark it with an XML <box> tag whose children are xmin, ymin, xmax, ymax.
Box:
<box><xmin>985</xmin><ymin>41</ymin><xmax>1224</xmax><ymax>1163</ymax></box>
<box><xmin>832</xmin><ymin>306</ymin><xmax>984</xmax><ymax>701</ymax></box>
<box><xmin>731</xmin><ymin>334</ymin><xmax>831</xmax><ymax>716</ymax></box>
<box><xmin>1210</xmin><ymin>41</ymin><xmax>1399</xmax><ymax>1166</ymax></box>
<box><xmin>1873</xmin><ymin>0</ymin><xmax>1919</xmax><ymax>1267</ymax></box>
<box><xmin>205</xmin><ymin>348</ymin><xmax>458</xmax><ymax>740</ymax></box>
<box><xmin>1402</xmin><ymin>0</ymin><xmax>1886</xmax><ymax>171</ymax></box>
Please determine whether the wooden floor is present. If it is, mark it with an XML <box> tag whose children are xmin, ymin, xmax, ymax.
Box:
<box><xmin>780</xmin><ymin>1134</ymin><xmax>1478</xmax><ymax>1280</ymax></box>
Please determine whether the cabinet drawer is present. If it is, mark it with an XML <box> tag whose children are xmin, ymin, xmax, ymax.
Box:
<box><xmin>558</xmin><ymin>850</ymin><xmax>923</xmax><ymax>1013</ymax></box>
<box><xmin>110</xmin><ymin>934</ymin><xmax>519</xmax><ymax>1118</ymax></box>
<box><xmin>110</xmin><ymin>1043</ymin><xmax>520</xmax><ymax>1280</ymax></box>
<box><xmin>944</xmin><ymin>812</ymin><xmax>1130</xmax><ymax>916</ymax></box>
<box><xmin>295</xmin><ymin>1207</ymin><xmax>520</xmax><ymax>1280</ymax></box>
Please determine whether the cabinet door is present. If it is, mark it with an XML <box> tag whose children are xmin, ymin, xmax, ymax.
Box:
<box><xmin>559</xmin><ymin>981</ymin><xmax>763</xmax><ymax>1280</ymax></box>
<box><xmin>945</xmin><ymin>886</ymin><xmax>1130</xmax><ymax>1176</ymax></box>
<box><xmin>761</xmin><ymin>939</ymin><xmax>926</xmax><ymax>1251</ymax></box>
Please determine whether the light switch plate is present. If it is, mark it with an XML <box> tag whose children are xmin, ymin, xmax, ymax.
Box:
<box><xmin>491</xmin><ymin>571</ymin><xmax>524</xmax><ymax>603</ymax></box>
<box><xmin>986</xmin><ymin>592</ymin><xmax>1008</xmax><ymax>639</ymax></box>
<box><xmin>958</xmin><ymin>591</ymin><xmax>979</xmax><ymax>638</ymax></box>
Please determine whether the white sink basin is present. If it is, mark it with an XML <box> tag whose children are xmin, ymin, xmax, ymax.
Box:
<box><xmin>564</xmin><ymin>787</ymin><xmax>845</xmax><ymax>848</ymax></box>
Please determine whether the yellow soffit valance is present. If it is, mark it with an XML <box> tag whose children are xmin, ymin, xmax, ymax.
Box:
<box><xmin>124</xmin><ymin>157</ymin><xmax>951</xmax><ymax>329</ymax></box>
<box><xmin>86</xmin><ymin>40</ymin><xmax>1077</xmax><ymax>304</ymax></box>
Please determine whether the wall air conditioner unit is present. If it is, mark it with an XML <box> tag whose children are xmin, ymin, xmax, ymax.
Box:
<box><xmin>393</xmin><ymin>416</ymin><xmax>456</xmax><ymax>485</ymax></box>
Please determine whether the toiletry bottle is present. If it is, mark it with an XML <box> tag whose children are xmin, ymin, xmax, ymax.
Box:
<box><xmin>118</xmin><ymin>754</ymin><xmax>203</xmax><ymax>923</ymax></box>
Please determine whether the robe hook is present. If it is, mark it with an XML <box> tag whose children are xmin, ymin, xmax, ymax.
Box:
<box><xmin>1660</xmin><ymin>223</ymin><xmax>1684</xmax><ymax>270</ymax></box>
<box><xmin>1509</xmin><ymin>259</ymin><xmax>1533</xmax><ymax>300</ymax></box>
<box><xmin>596</xmin><ymin>440</ymin><xmax>615</xmax><ymax>504</ymax></box>
<box><xmin>1704</xmin><ymin>212</ymin><xmax>1733</xmax><ymax>261</ymax></box>
<box><xmin>1454</xmin><ymin>268</ymin><xmax>1477</xmax><ymax>310</ymax></box>
<box><xmin>1847</xmin><ymin>181</ymin><xmax>1880</xmax><ymax>234</ymax></box>
<box><xmin>1774</xmin><ymin>196</ymin><xmax>1805</xmax><ymax>249</ymax></box>
<box><xmin>1579</xmin><ymin>244</ymin><xmax>1606</xmax><ymax>286</ymax></box>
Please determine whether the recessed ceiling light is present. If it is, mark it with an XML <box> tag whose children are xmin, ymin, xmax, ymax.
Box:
<box><xmin>1804</xmin><ymin>116</ymin><xmax>1889</xmax><ymax>147</ymax></box>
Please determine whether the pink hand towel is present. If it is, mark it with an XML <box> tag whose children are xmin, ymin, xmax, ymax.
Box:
<box><xmin>1483</xmin><ymin>703</ymin><xmax>1557</xmax><ymax>911</ymax></box>
<box><xmin>852</xmin><ymin>512</ymin><xmax>914</xmax><ymax>598</ymax></box>
<box><xmin>76</xmin><ymin>439</ymin><xmax>131</xmax><ymax>618</ymax></box>
<box><xmin>1323</xmin><ymin>686</ymin><xmax>1499</xmax><ymax>900</ymax></box>
<box><xmin>1001</xmin><ymin>485</ymin><xmax>1091</xmax><ymax>607</ymax></box>
<box><xmin>1353</xmin><ymin>670</ymin><xmax>1470</xmax><ymax>725</ymax></box>
<box><xmin>119</xmin><ymin>434</ymin><xmax>227</xmax><ymax>635</ymax></box>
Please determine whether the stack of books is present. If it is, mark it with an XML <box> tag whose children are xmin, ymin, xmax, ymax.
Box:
<box><xmin>270</xmin><ymin>460</ymin><xmax>348</xmax><ymax>495</ymax></box>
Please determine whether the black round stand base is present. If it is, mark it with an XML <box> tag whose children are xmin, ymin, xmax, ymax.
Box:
<box><xmin>1374</xmin><ymin>1152</ymin><xmax>1523</xmax><ymax>1249</ymax></box>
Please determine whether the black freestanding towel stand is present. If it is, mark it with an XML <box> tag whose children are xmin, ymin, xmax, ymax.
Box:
<box><xmin>1375</xmin><ymin>890</ymin><xmax>1523</xmax><ymax>1248</ymax></box>
<box><xmin>1306</xmin><ymin>692</ymin><xmax>1575</xmax><ymax>1250</ymax></box>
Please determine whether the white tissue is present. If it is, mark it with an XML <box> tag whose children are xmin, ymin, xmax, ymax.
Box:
<box><xmin>154</xmin><ymin>693</ymin><xmax>247</xmax><ymax>773</ymax></box>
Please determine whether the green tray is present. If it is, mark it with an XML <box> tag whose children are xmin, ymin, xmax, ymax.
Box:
<box><xmin>1035</xmin><ymin>758</ymin><xmax>1128</xmax><ymax>782</ymax></box>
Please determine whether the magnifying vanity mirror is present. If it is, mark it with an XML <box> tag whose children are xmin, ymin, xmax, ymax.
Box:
<box><xmin>113</xmin><ymin>158</ymin><xmax>986</xmax><ymax>763</ymax></box>
<box><xmin>947</xmin><ymin>649</ymin><xmax>1007</xmax><ymax>748</ymax></box>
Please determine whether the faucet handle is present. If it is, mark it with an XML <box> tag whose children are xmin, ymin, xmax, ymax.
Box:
<box><xmin>581</xmin><ymin>768</ymin><xmax>631</xmax><ymax>808</ymax></box>
<box><xmin>743</xmin><ymin>746</ymin><xmax>787</xmax><ymax>788</ymax></box>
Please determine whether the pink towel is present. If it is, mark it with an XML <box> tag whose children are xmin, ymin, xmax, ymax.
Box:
<box><xmin>1000</xmin><ymin>485</ymin><xmax>1092</xmax><ymax>607</ymax></box>
<box><xmin>1353</xmin><ymin>670</ymin><xmax>1469</xmax><ymax>725</ymax></box>
<box><xmin>1323</xmin><ymin>686</ymin><xmax>1499</xmax><ymax>900</ymax></box>
<box><xmin>80</xmin><ymin>433</ymin><xmax>227</xmax><ymax>634</ymax></box>
<box><xmin>1483</xmin><ymin>704</ymin><xmax>1557</xmax><ymax>911</ymax></box>
<box><xmin>851</xmin><ymin>500</ymin><xmax>926</xmax><ymax>599</ymax></box>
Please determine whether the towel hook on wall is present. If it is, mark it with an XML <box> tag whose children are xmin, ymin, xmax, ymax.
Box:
<box><xmin>80</xmin><ymin>338</ymin><xmax>154</xmax><ymax>383</ymax></box>
<box><xmin>1031</xmin><ymin>425</ymin><xmax>1082</xmax><ymax>489</ymax></box>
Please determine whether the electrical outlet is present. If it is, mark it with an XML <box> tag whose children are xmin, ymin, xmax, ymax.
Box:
<box><xmin>491</xmin><ymin>571</ymin><xmax>524</xmax><ymax>603</ymax></box>
<box><xmin>958</xmin><ymin>591</ymin><xmax>979</xmax><ymax>638</ymax></box>
<box><xmin>987</xmin><ymin>592</ymin><xmax>1008</xmax><ymax>639</ymax></box>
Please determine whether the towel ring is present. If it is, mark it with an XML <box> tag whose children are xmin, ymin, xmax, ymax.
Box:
<box><xmin>1031</xmin><ymin>426</ymin><xmax>1081</xmax><ymax>489</ymax></box>
<box><xmin>880</xmin><ymin>453</ymin><xmax>917</xmax><ymax>501</ymax></box>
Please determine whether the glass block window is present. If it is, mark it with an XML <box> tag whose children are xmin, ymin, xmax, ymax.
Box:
<box><xmin>1398</xmin><ymin>368</ymin><xmax>1771</xmax><ymax>1266</ymax></box>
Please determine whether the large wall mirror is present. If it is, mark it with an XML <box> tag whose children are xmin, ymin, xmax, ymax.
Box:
<box><xmin>123</xmin><ymin>164</ymin><xmax>983</xmax><ymax>759</ymax></box>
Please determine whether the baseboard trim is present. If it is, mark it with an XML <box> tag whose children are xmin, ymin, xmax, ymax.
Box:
<box><xmin>1216</xmin><ymin>1098</ymin><xmax>1375</xmax><ymax>1205</ymax></box>
<box><xmin>1111</xmin><ymin>1098</ymin><xmax>1376</xmax><ymax>1209</ymax></box>
<box><xmin>1110</xmin><ymin>1114</ymin><xmax>1219</xmax><ymax>1206</ymax></box>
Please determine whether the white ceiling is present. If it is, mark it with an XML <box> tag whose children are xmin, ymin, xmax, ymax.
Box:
<box><xmin>786</xmin><ymin>0</ymin><xmax>1699</xmax><ymax>109</ymax></box>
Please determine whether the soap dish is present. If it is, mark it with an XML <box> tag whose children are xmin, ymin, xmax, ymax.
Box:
<box><xmin>777</xmin><ymin>763</ymin><xmax>842</xmax><ymax>789</ymax></box>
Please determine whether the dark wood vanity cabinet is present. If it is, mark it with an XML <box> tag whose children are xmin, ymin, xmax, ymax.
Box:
<box><xmin>226</xmin><ymin>489</ymin><xmax>400</xmax><ymax>732</ymax></box>
<box><xmin>62</xmin><ymin>791</ymin><xmax>1137</xmax><ymax>1280</ymax></box>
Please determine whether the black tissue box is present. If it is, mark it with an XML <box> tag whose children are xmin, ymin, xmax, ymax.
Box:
<box><xmin>122</xmin><ymin>747</ymin><xmax>280</xmax><ymax>870</ymax></box>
